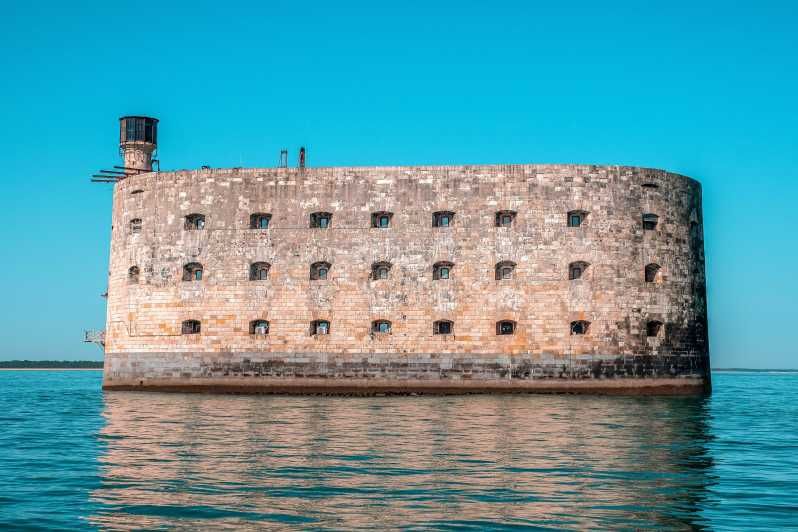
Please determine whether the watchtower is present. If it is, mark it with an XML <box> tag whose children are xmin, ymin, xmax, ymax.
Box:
<box><xmin>119</xmin><ymin>116</ymin><xmax>158</xmax><ymax>171</ymax></box>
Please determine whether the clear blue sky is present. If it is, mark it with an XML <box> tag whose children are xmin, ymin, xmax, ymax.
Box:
<box><xmin>1</xmin><ymin>1</ymin><xmax>795</xmax><ymax>368</ymax></box>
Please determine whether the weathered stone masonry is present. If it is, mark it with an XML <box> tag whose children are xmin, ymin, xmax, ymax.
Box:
<box><xmin>103</xmin><ymin>163</ymin><xmax>710</xmax><ymax>394</ymax></box>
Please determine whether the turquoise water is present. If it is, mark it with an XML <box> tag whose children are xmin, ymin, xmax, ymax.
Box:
<box><xmin>0</xmin><ymin>372</ymin><xmax>796</xmax><ymax>530</ymax></box>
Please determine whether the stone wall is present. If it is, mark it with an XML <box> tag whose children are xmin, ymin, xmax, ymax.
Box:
<box><xmin>103</xmin><ymin>164</ymin><xmax>709</xmax><ymax>393</ymax></box>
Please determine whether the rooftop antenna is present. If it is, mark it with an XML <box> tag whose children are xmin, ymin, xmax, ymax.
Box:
<box><xmin>279</xmin><ymin>149</ymin><xmax>288</xmax><ymax>168</ymax></box>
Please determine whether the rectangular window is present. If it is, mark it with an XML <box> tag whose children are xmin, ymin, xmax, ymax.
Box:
<box><xmin>126</xmin><ymin>119</ymin><xmax>136</xmax><ymax>142</ymax></box>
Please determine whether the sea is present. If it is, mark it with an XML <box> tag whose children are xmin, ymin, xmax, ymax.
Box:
<box><xmin>0</xmin><ymin>370</ymin><xmax>796</xmax><ymax>530</ymax></box>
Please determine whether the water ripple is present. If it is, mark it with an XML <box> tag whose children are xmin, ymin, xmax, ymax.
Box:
<box><xmin>0</xmin><ymin>371</ymin><xmax>797</xmax><ymax>530</ymax></box>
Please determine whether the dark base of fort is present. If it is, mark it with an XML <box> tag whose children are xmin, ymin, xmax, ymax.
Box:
<box><xmin>103</xmin><ymin>377</ymin><xmax>710</xmax><ymax>396</ymax></box>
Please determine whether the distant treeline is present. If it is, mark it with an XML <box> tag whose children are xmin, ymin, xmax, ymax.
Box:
<box><xmin>0</xmin><ymin>360</ymin><xmax>103</xmax><ymax>369</ymax></box>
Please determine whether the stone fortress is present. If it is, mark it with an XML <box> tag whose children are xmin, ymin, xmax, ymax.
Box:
<box><xmin>100</xmin><ymin>116</ymin><xmax>710</xmax><ymax>394</ymax></box>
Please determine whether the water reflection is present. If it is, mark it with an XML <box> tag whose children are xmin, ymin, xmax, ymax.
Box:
<box><xmin>91</xmin><ymin>392</ymin><xmax>714</xmax><ymax>529</ymax></box>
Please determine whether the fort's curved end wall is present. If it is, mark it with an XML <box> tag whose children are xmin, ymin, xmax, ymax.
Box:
<box><xmin>102</xmin><ymin>164</ymin><xmax>709</xmax><ymax>394</ymax></box>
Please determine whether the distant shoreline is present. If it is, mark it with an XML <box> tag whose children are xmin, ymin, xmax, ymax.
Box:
<box><xmin>1</xmin><ymin>368</ymin><xmax>796</xmax><ymax>373</ymax></box>
<box><xmin>714</xmin><ymin>368</ymin><xmax>798</xmax><ymax>373</ymax></box>
<box><xmin>0</xmin><ymin>368</ymin><xmax>103</xmax><ymax>371</ymax></box>
<box><xmin>0</xmin><ymin>361</ymin><xmax>104</xmax><ymax>370</ymax></box>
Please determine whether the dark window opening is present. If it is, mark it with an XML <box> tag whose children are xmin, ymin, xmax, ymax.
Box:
<box><xmin>311</xmin><ymin>320</ymin><xmax>330</xmax><ymax>335</ymax></box>
<box><xmin>372</xmin><ymin>320</ymin><xmax>391</xmax><ymax>333</ymax></box>
<box><xmin>645</xmin><ymin>263</ymin><xmax>661</xmax><ymax>283</ymax></box>
<box><xmin>647</xmin><ymin>320</ymin><xmax>663</xmax><ymax>337</ymax></box>
<box><xmin>495</xmin><ymin>210</ymin><xmax>517</xmax><ymax>227</ymax></box>
<box><xmin>130</xmin><ymin>189</ymin><xmax>144</xmax><ymax>195</ymax></box>
<box><xmin>568</xmin><ymin>261</ymin><xmax>589</xmax><ymax>280</ymax></box>
<box><xmin>372</xmin><ymin>261</ymin><xmax>392</xmax><ymax>280</ymax></box>
<box><xmin>183</xmin><ymin>262</ymin><xmax>203</xmax><ymax>282</ymax></box>
<box><xmin>570</xmin><ymin>320</ymin><xmax>589</xmax><ymax>335</ymax></box>
<box><xmin>690</xmin><ymin>221</ymin><xmax>702</xmax><ymax>241</ymax></box>
<box><xmin>181</xmin><ymin>320</ymin><xmax>201</xmax><ymax>335</ymax></box>
<box><xmin>433</xmin><ymin>261</ymin><xmax>454</xmax><ymax>280</ymax></box>
<box><xmin>185</xmin><ymin>214</ymin><xmax>205</xmax><ymax>230</ymax></box>
<box><xmin>250</xmin><ymin>320</ymin><xmax>270</xmax><ymax>335</ymax></box>
<box><xmin>567</xmin><ymin>210</ymin><xmax>587</xmax><ymax>228</ymax></box>
<box><xmin>497</xmin><ymin>320</ymin><xmax>516</xmax><ymax>335</ymax></box>
<box><xmin>434</xmin><ymin>320</ymin><xmax>453</xmax><ymax>335</ymax></box>
<box><xmin>250</xmin><ymin>262</ymin><xmax>271</xmax><ymax>281</ymax></box>
<box><xmin>433</xmin><ymin>211</ymin><xmax>455</xmax><ymax>227</ymax></box>
<box><xmin>130</xmin><ymin>218</ymin><xmax>142</xmax><ymax>234</ymax></box>
<box><xmin>643</xmin><ymin>213</ymin><xmax>659</xmax><ymax>231</ymax></box>
<box><xmin>495</xmin><ymin>261</ymin><xmax>516</xmax><ymax>280</ymax></box>
<box><xmin>310</xmin><ymin>261</ymin><xmax>331</xmax><ymax>281</ymax></box>
<box><xmin>250</xmin><ymin>213</ymin><xmax>271</xmax><ymax>229</ymax></box>
<box><xmin>310</xmin><ymin>212</ymin><xmax>332</xmax><ymax>228</ymax></box>
<box><xmin>128</xmin><ymin>266</ymin><xmax>139</xmax><ymax>284</ymax></box>
<box><xmin>371</xmin><ymin>211</ymin><xmax>393</xmax><ymax>228</ymax></box>
<box><xmin>642</xmin><ymin>183</ymin><xmax>659</xmax><ymax>189</ymax></box>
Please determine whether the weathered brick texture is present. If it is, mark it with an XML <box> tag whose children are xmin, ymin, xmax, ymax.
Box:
<box><xmin>103</xmin><ymin>164</ymin><xmax>709</xmax><ymax>394</ymax></box>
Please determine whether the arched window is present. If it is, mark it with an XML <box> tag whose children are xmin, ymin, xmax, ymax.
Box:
<box><xmin>568</xmin><ymin>261</ymin><xmax>589</xmax><ymax>280</ymax></box>
<box><xmin>183</xmin><ymin>262</ymin><xmax>203</xmax><ymax>281</ymax></box>
<box><xmin>495</xmin><ymin>261</ymin><xmax>516</xmax><ymax>280</ymax></box>
<box><xmin>645</xmin><ymin>263</ymin><xmax>661</xmax><ymax>283</ymax></box>
<box><xmin>181</xmin><ymin>320</ymin><xmax>201</xmax><ymax>335</ymax></box>
<box><xmin>433</xmin><ymin>261</ymin><xmax>454</xmax><ymax>280</ymax></box>
<box><xmin>371</xmin><ymin>261</ymin><xmax>392</xmax><ymax>280</ymax></box>
<box><xmin>372</xmin><ymin>320</ymin><xmax>392</xmax><ymax>333</ymax></box>
<box><xmin>570</xmin><ymin>320</ymin><xmax>590</xmax><ymax>335</ymax></box>
<box><xmin>643</xmin><ymin>213</ymin><xmax>659</xmax><ymax>231</ymax></box>
<box><xmin>433</xmin><ymin>320</ymin><xmax>453</xmax><ymax>335</ymax></box>
<box><xmin>371</xmin><ymin>211</ymin><xmax>393</xmax><ymax>228</ymax></box>
<box><xmin>311</xmin><ymin>320</ymin><xmax>330</xmax><ymax>335</ymax></box>
<box><xmin>130</xmin><ymin>218</ymin><xmax>142</xmax><ymax>234</ymax></box>
<box><xmin>250</xmin><ymin>262</ymin><xmax>270</xmax><ymax>281</ymax></box>
<box><xmin>432</xmin><ymin>211</ymin><xmax>454</xmax><ymax>227</ymax></box>
<box><xmin>128</xmin><ymin>266</ymin><xmax>139</xmax><ymax>284</ymax></box>
<box><xmin>647</xmin><ymin>320</ymin><xmax>663</xmax><ymax>338</ymax></box>
<box><xmin>310</xmin><ymin>261</ymin><xmax>331</xmax><ymax>281</ymax></box>
<box><xmin>496</xmin><ymin>320</ymin><xmax>516</xmax><ymax>335</ymax></box>
<box><xmin>250</xmin><ymin>320</ymin><xmax>270</xmax><ymax>335</ymax></box>
<box><xmin>495</xmin><ymin>210</ymin><xmax>516</xmax><ymax>227</ymax></box>
<box><xmin>185</xmin><ymin>214</ymin><xmax>205</xmax><ymax>230</ymax></box>
<box><xmin>250</xmin><ymin>213</ymin><xmax>271</xmax><ymax>229</ymax></box>
<box><xmin>310</xmin><ymin>212</ymin><xmax>332</xmax><ymax>228</ymax></box>
<box><xmin>567</xmin><ymin>210</ymin><xmax>588</xmax><ymax>228</ymax></box>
